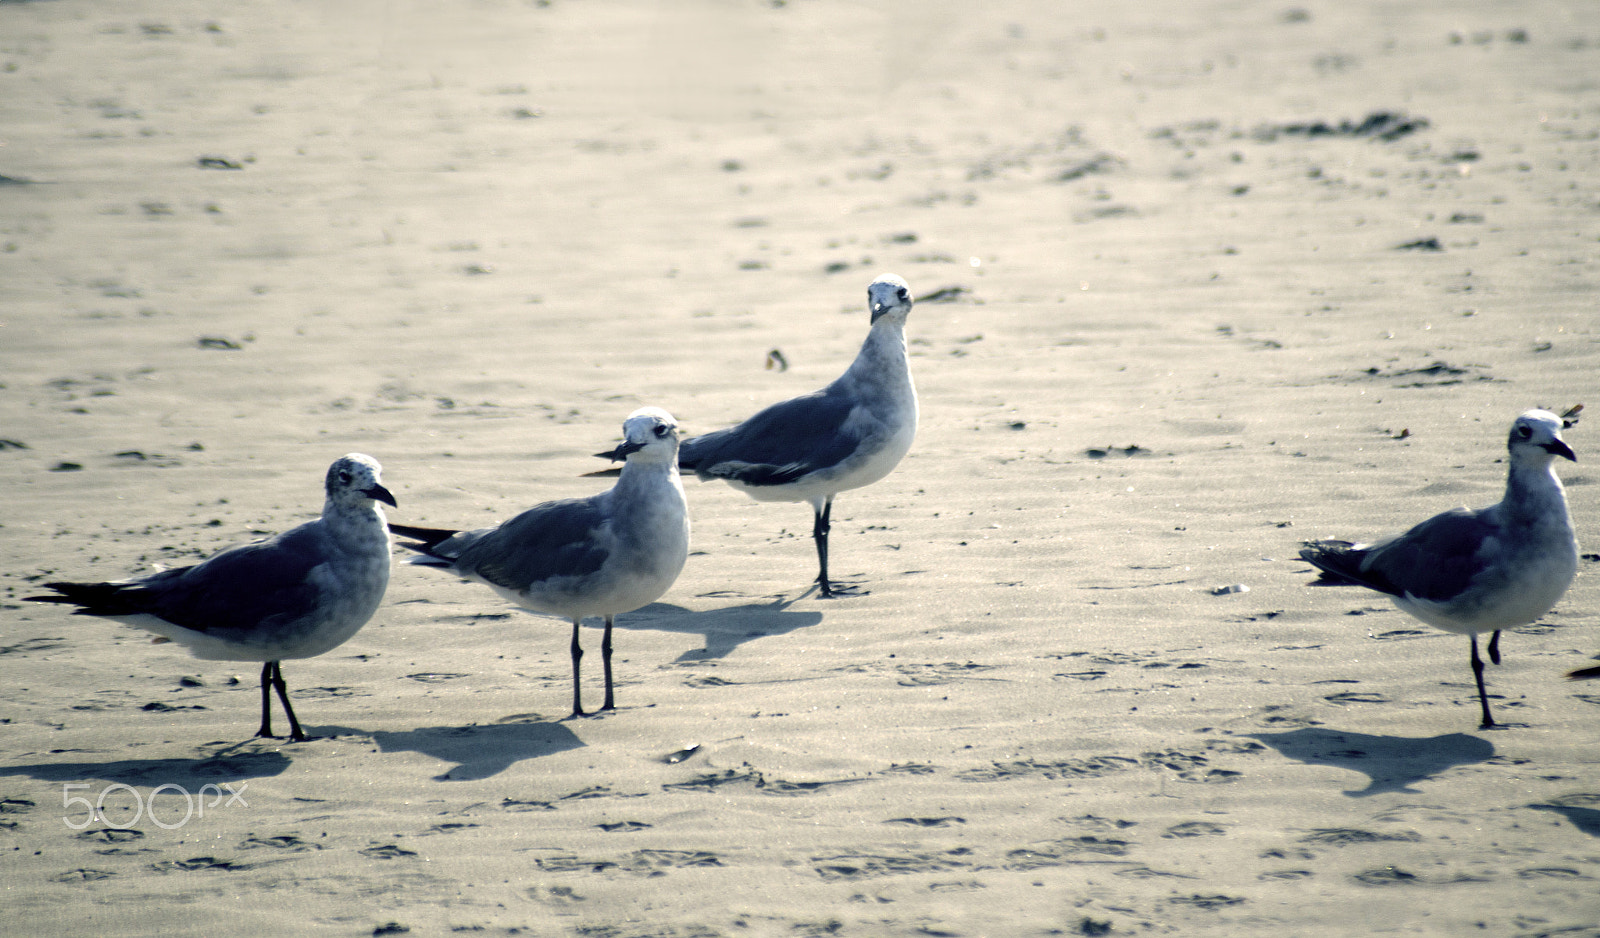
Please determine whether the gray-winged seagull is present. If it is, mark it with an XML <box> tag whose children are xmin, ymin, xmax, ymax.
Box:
<box><xmin>1300</xmin><ymin>409</ymin><xmax>1580</xmax><ymax>729</ymax></box>
<box><xmin>391</xmin><ymin>407</ymin><xmax>689</xmax><ymax>718</ymax></box>
<box><xmin>27</xmin><ymin>454</ymin><xmax>396</xmax><ymax>741</ymax></box>
<box><xmin>637</xmin><ymin>274</ymin><xmax>916</xmax><ymax>598</ymax></box>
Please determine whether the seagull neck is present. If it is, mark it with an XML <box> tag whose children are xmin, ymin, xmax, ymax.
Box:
<box><xmin>325</xmin><ymin>498</ymin><xmax>389</xmax><ymax>543</ymax></box>
<box><xmin>615</xmin><ymin>455</ymin><xmax>676</xmax><ymax>492</ymax></box>
<box><xmin>1503</xmin><ymin>455</ymin><xmax>1568</xmax><ymax>527</ymax></box>
<box><xmin>843</xmin><ymin>316</ymin><xmax>909</xmax><ymax>387</ymax></box>
<box><xmin>611</xmin><ymin>456</ymin><xmax>686</xmax><ymax>537</ymax></box>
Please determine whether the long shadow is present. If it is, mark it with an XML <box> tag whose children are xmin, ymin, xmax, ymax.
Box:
<box><xmin>0</xmin><ymin>749</ymin><xmax>290</xmax><ymax>787</ymax></box>
<box><xmin>1245</xmin><ymin>726</ymin><xmax>1494</xmax><ymax>797</ymax></box>
<box><xmin>321</xmin><ymin>720</ymin><xmax>584</xmax><ymax>781</ymax></box>
<box><xmin>1527</xmin><ymin>799</ymin><xmax>1600</xmax><ymax>838</ymax></box>
<box><xmin>617</xmin><ymin>596</ymin><xmax>824</xmax><ymax>661</ymax></box>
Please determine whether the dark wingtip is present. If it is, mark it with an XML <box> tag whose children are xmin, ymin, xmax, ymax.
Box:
<box><xmin>1296</xmin><ymin>541</ymin><xmax>1376</xmax><ymax>588</ymax></box>
<box><xmin>1566</xmin><ymin>664</ymin><xmax>1600</xmax><ymax>681</ymax></box>
<box><xmin>386</xmin><ymin>523</ymin><xmax>458</xmax><ymax>552</ymax></box>
<box><xmin>23</xmin><ymin>581</ymin><xmax>127</xmax><ymax>612</ymax></box>
<box><xmin>594</xmin><ymin>440</ymin><xmax>645</xmax><ymax>463</ymax></box>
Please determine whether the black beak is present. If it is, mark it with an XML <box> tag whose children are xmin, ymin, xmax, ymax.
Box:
<box><xmin>366</xmin><ymin>484</ymin><xmax>398</xmax><ymax>507</ymax></box>
<box><xmin>1544</xmin><ymin>439</ymin><xmax>1578</xmax><ymax>462</ymax></box>
<box><xmin>595</xmin><ymin>440</ymin><xmax>645</xmax><ymax>463</ymax></box>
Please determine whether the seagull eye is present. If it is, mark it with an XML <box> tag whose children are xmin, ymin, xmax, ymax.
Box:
<box><xmin>338</xmin><ymin>470</ymin><xmax>353</xmax><ymax>484</ymax></box>
<box><xmin>1516</xmin><ymin>426</ymin><xmax>1532</xmax><ymax>440</ymax></box>
<box><xmin>897</xmin><ymin>287</ymin><xmax>909</xmax><ymax>301</ymax></box>
<box><xmin>654</xmin><ymin>424</ymin><xmax>671</xmax><ymax>437</ymax></box>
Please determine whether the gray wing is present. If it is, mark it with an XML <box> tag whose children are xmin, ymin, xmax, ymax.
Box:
<box><xmin>1360</xmin><ymin>508</ymin><xmax>1497</xmax><ymax>602</ymax></box>
<box><xmin>1303</xmin><ymin>507</ymin><xmax>1495</xmax><ymax>603</ymax></box>
<box><xmin>677</xmin><ymin>389</ymin><xmax>861</xmax><ymax>487</ymax></box>
<box><xmin>452</xmin><ymin>497</ymin><xmax>611</xmax><ymax>591</ymax></box>
<box><xmin>46</xmin><ymin>523</ymin><xmax>328</xmax><ymax>635</ymax></box>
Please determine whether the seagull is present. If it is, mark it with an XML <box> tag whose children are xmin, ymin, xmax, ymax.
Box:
<box><xmin>27</xmin><ymin>454</ymin><xmax>396</xmax><ymax>742</ymax></box>
<box><xmin>1300</xmin><ymin>408</ymin><xmax>1581</xmax><ymax>729</ymax></box>
<box><xmin>647</xmin><ymin>273</ymin><xmax>917</xmax><ymax>598</ymax></box>
<box><xmin>390</xmin><ymin>407</ymin><xmax>689</xmax><ymax>718</ymax></box>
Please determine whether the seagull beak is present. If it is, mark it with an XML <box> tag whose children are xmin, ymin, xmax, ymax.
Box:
<box><xmin>366</xmin><ymin>484</ymin><xmax>398</xmax><ymax>507</ymax></box>
<box><xmin>595</xmin><ymin>440</ymin><xmax>645</xmax><ymax>463</ymax></box>
<box><xmin>1544</xmin><ymin>438</ymin><xmax>1578</xmax><ymax>462</ymax></box>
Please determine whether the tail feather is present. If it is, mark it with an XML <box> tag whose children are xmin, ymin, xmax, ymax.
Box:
<box><xmin>405</xmin><ymin>554</ymin><xmax>456</xmax><ymax>567</ymax></box>
<box><xmin>388</xmin><ymin>523</ymin><xmax>458</xmax><ymax>549</ymax></box>
<box><xmin>585</xmin><ymin>461</ymin><xmax>690</xmax><ymax>480</ymax></box>
<box><xmin>387</xmin><ymin>522</ymin><xmax>464</xmax><ymax>566</ymax></box>
<box><xmin>25</xmin><ymin>581</ymin><xmax>140</xmax><ymax>616</ymax></box>
<box><xmin>1298</xmin><ymin>540</ymin><xmax>1376</xmax><ymax>587</ymax></box>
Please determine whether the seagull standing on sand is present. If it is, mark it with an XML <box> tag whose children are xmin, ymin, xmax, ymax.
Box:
<box><xmin>653</xmin><ymin>274</ymin><xmax>917</xmax><ymax>598</ymax></box>
<box><xmin>27</xmin><ymin>454</ymin><xmax>396</xmax><ymax>742</ymax></box>
<box><xmin>390</xmin><ymin>407</ymin><xmax>689</xmax><ymax>718</ymax></box>
<box><xmin>1300</xmin><ymin>409</ymin><xmax>1580</xmax><ymax>729</ymax></box>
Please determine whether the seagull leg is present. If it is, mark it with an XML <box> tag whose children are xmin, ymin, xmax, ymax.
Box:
<box><xmin>810</xmin><ymin>498</ymin><xmax>865</xmax><ymax>597</ymax></box>
<box><xmin>256</xmin><ymin>662</ymin><xmax>275</xmax><ymax>739</ymax></box>
<box><xmin>600</xmin><ymin>616</ymin><xmax>616</xmax><ymax>712</ymax></box>
<box><xmin>1487</xmin><ymin>629</ymin><xmax>1502</xmax><ymax>665</ymax></box>
<box><xmin>812</xmin><ymin>499</ymin><xmax>834</xmax><ymax>597</ymax></box>
<box><xmin>255</xmin><ymin>661</ymin><xmax>307</xmax><ymax>742</ymax></box>
<box><xmin>569</xmin><ymin>619</ymin><xmax>587</xmax><ymax>718</ymax></box>
<box><xmin>1470</xmin><ymin>635</ymin><xmax>1496</xmax><ymax>730</ymax></box>
<box><xmin>270</xmin><ymin>662</ymin><xmax>308</xmax><ymax>742</ymax></box>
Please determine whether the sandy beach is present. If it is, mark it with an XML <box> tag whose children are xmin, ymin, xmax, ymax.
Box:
<box><xmin>3</xmin><ymin>1</ymin><xmax>1599</xmax><ymax>934</ymax></box>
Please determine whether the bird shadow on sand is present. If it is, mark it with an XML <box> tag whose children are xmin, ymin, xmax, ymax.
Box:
<box><xmin>1245</xmin><ymin>726</ymin><xmax>1494</xmax><ymax>797</ymax></box>
<box><xmin>0</xmin><ymin>747</ymin><xmax>291</xmax><ymax>788</ymax></box>
<box><xmin>1527</xmin><ymin>796</ymin><xmax>1600</xmax><ymax>838</ymax></box>
<box><xmin>617</xmin><ymin>596</ymin><xmax>824</xmax><ymax>661</ymax></box>
<box><xmin>321</xmin><ymin>719</ymin><xmax>584</xmax><ymax>782</ymax></box>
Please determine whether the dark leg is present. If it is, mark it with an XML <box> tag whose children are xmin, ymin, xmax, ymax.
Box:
<box><xmin>1487</xmin><ymin>629</ymin><xmax>1502</xmax><ymax>665</ymax></box>
<box><xmin>600</xmin><ymin>616</ymin><xmax>616</xmax><ymax>712</ymax></box>
<box><xmin>269</xmin><ymin>662</ymin><xmax>307</xmax><ymax>742</ymax></box>
<box><xmin>812</xmin><ymin>499</ymin><xmax>834</xmax><ymax>597</ymax></box>
<box><xmin>810</xmin><ymin>499</ymin><xmax>863</xmax><ymax>597</ymax></box>
<box><xmin>1470</xmin><ymin>635</ymin><xmax>1496</xmax><ymax>730</ymax></box>
<box><xmin>569</xmin><ymin>619</ymin><xmax>586</xmax><ymax>718</ymax></box>
<box><xmin>256</xmin><ymin>662</ymin><xmax>275</xmax><ymax>739</ymax></box>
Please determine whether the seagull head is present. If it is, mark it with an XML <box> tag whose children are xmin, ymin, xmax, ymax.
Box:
<box><xmin>1509</xmin><ymin>410</ymin><xmax>1577</xmax><ymax>463</ymax></box>
<box><xmin>868</xmin><ymin>273</ymin><xmax>913</xmax><ymax>325</ymax></box>
<box><xmin>595</xmin><ymin>407</ymin><xmax>680</xmax><ymax>465</ymax></box>
<box><xmin>327</xmin><ymin>453</ymin><xmax>397</xmax><ymax>507</ymax></box>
